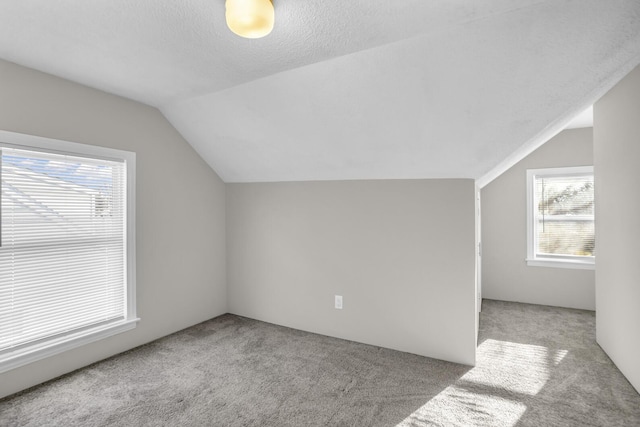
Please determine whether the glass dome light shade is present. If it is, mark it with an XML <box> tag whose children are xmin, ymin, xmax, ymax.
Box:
<box><xmin>226</xmin><ymin>0</ymin><xmax>274</xmax><ymax>39</ymax></box>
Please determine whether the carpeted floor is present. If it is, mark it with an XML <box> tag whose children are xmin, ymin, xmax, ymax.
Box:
<box><xmin>1</xmin><ymin>299</ymin><xmax>639</xmax><ymax>426</ymax></box>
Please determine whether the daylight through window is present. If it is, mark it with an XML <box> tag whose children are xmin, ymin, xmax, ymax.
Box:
<box><xmin>526</xmin><ymin>166</ymin><xmax>595</xmax><ymax>269</ymax></box>
<box><xmin>0</xmin><ymin>133</ymin><xmax>137</xmax><ymax>372</ymax></box>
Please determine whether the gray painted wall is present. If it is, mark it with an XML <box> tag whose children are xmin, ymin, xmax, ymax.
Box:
<box><xmin>594</xmin><ymin>65</ymin><xmax>640</xmax><ymax>393</ymax></box>
<box><xmin>481</xmin><ymin>128</ymin><xmax>595</xmax><ymax>310</ymax></box>
<box><xmin>0</xmin><ymin>59</ymin><xmax>227</xmax><ymax>398</ymax></box>
<box><xmin>227</xmin><ymin>180</ymin><xmax>477</xmax><ymax>365</ymax></box>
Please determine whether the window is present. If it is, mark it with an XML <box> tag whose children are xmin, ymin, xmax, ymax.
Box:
<box><xmin>526</xmin><ymin>166</ymin><xmax>594</xmax><ymax>269</ymax></box>
<box><xmin>0</xmin><ymin>130</ymin><xmax>137</xmax><ymax>373</ymax></box>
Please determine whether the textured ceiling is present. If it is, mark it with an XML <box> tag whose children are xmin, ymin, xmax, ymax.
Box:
<box><xmin>1</xmin><ymin>1</ymin><xmax>639</xmax><ymax>183</ymax></box>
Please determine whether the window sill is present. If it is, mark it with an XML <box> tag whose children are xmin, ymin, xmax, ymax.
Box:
<box><xmin>526</xmin><ymin>258</ymin><xmax>595</xmax><ymax>270</ymax></box>
<box><xmin>0</xmin><ymin>318</ymin><xmax>140</xmax><ymax>374</ymax></box>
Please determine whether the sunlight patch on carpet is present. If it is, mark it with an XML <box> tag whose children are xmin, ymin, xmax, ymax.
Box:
<box><xmin>396</xmin><ymin>385</ymin><xmax>527</xmax><ymax>427</ymax></box>
<box><xmin>396</xmin><ymin>339</ymin><xmax>569</xmax><ymax>427</ymax></box>
<box><xmin>463</xmin><ymin>339</ymin><xmax>568</xmax><ymax>395</ymax></box>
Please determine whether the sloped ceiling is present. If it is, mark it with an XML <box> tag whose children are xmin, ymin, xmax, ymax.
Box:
<box><xmin>1</xmin><ymin>1</ymin><xmax>639</xmax><ymax>183</ymax></box>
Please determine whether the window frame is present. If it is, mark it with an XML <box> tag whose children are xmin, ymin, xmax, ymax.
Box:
<box><xmin>526</xmin><ymin>165</ymin><xmax>595</xmax><ymax>270</ymax></box>
<box><xmin>0</xmin><ymin>130</ymin><xmax>138</xmax><ymax>373</ymax></box>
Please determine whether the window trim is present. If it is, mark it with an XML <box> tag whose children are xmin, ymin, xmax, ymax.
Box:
<box><xmin>0</xmin><ymin>130</ymin><xmax>138</xmax><ymax>373</ymax></box>
<box><xmin>526</xmin><ymin>166</ymin><xmax>595</xmax><ymax>270</ymax></box>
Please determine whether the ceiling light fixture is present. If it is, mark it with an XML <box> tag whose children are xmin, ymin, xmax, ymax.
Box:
<box><xmin>225</xmin><ymin>0</ymin><xmax>274</xmax><ymax>39</ymax></box>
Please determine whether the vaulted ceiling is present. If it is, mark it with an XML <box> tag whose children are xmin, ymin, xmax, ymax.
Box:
<box><xmin>1</xmin><ymin>1</ymin><xmax>639</xmax><ymax>183</ymax></box>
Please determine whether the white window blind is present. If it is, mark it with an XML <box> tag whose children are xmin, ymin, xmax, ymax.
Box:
<box><xmin>0</xmin><ymin>146</ymin><xmax>127</xmax><ymax>354</ymax></box>
<box><xmin>526</xmin><ymin>166</ymin><xmax>595</xmax><ymax>269</ymax></box>
<box><xmin>534</xmin><ymin>174</ymin><xmax>594</xmax><ymax>257</ymax></box>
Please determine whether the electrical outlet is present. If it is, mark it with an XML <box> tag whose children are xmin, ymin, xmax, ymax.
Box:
<box><xmin>335</xmin><ymin>295</ymin><xmax>343</xmax><ymax>309</ymax></box>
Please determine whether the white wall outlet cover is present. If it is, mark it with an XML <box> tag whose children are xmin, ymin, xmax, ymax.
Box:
<box><xmin>335</xmin><ymin>295</ymin><xmax>343</xmax><ymax>309</ymax></box>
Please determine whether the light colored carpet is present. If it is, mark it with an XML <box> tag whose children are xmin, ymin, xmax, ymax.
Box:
<box><xmin>1</xmin><ymin>300</ymin><xmax>639</xmax><ymax>426</ymax></box>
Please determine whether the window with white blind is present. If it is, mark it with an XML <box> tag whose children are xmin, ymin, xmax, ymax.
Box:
<box><xmin>0</xmin><ymin>130</ymin><xmax>137</xmax><ymax>373</ymax></box>
<box><xmin>526</xmin><ymin>166</ymin><xmax>595</xmax><ymax>269</ymax></box>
